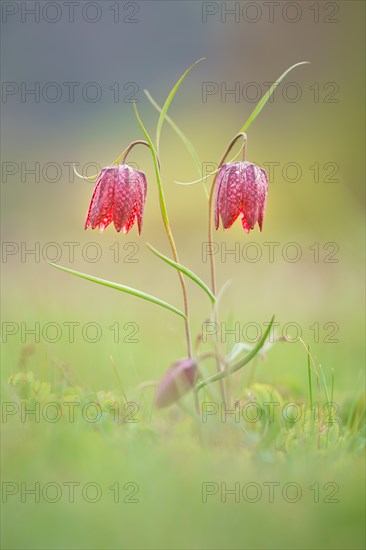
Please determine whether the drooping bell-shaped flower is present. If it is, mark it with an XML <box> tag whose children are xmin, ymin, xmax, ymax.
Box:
<box><xmin>155</xmin><ymin>358</ymin><xmax>197</xmax><ymax>409</ymax></box>
<box><xmin>85</xmin><ymin>164</ymin><xmax>147</xmax><ymax>234</ymax></box>
<box><xmin>215</xmin><ymin>162</ymin><xmax>268</xmax><ymax>233</ymax></box>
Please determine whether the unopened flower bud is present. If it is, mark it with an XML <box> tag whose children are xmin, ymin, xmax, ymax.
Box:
<box><xmin>155</xmin><ymin>358</ymin><xmax>197</xmax><ymax>409</ymax></box>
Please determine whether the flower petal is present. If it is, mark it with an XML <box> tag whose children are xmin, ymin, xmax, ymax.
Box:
<box><xmin>214</xmin><ymin>164</ymin><xmax>226</xmax><ymax>230</ymax></box>
<box><xmin>85</xmin><ymin>164</ymin><xmax>148</xmax><ymax>234</ymax></box>
<box><xmin>155</xmin><ymin>358</ymin><xmax>197</xmax><ymax>408</ymax></box>
<box><xmin>85</xmin><ymin>168</ymin><xmax>115</xmax><ymax>230</ymax></box>
<box><xmin>219</xmin><ymin>163</ymin><xmax>243</xmax><ymax>229</ymax></box>
<box><xmin>215</xmin><ymin>161</ymin><xmax>268</xmax><ymax>233</ymax></box>
<box><xmin>136</xmin><ymin>170</ymin><xmax>147</xmax><ymax>235</ymax></box>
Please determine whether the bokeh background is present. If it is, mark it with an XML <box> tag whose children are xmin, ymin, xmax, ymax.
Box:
<box><xmin>1</xmin><ymin>1</ymin><xmax>365</xmax><ymax>548</ymax></box>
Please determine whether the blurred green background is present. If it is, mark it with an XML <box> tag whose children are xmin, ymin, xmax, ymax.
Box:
<box><xmin>1</xmin><ymin>1</ymin><xmax>365</xmax><ymax>548</ymax></box>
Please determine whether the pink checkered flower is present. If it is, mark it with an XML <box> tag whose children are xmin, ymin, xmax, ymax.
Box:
<box><xmin>85</xmin><ymin>165</ymin><xmax>147</xmax><ymax>234</ymax></box>
<box><xmin>215</xmin><ymin>162</ymin><xmax>268</xmax><ymax>232</ymax></box>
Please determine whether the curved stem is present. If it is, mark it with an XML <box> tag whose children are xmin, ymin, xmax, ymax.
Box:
<box><xmin>207</xmin><ymin>132</ymin><xmax>247</xmax><ymax>402</ymax></box>
<box><xmin>74</xmin><ymin>140</ymin><xmax>153</xmax><ymax>181</ymax></box>
<box><xmin>121</xmin><ymin>140</ymin><xmax>161</xmax><ymax>171</ymax></box>
<box><xmin>120</xmin><ymin>140</ymin><xmax>151</xmax><ymax>164</ymax></box>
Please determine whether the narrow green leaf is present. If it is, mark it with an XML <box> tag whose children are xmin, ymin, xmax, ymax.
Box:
<box><xmin>132</xmin><ymin>102</ymin><xmax>170</xmax><ymax>227</ymax></box>
<box><xmin>240</xmin><ymin>61</ymin><xmax>310</xmax><ymax>132</ymax></box>
<box><xmin>49</xmin><ymin>263</ymin><xmax>186</xmax><ymax>319</ymax></box>
<box><xmin>230</xmin><ymin>315</ymin><xmax>275</xmax><ymax>372</ymax></box>
<box><xmin>196</xmin><ymin>316</ymin><xmax>275</xmax><ymax>390</ymax></box>
<box><xmin>156</xmin><ymin>58</ymin><xmax>205</xmax><ymax>153</ymax></box>
<box><xmin>146</xmin><ymin>243</ymin><xmax>216</xmax><ymax>304</ymax></box>
<box><xmin>145</xmin><ymin>90</ymin><xmax>203</xmax><ymax>177</ymax></box>
<box><xmin>132</xmin><ymin>101</ymin><xmax>156</xmax><ymax>154</ymax></box>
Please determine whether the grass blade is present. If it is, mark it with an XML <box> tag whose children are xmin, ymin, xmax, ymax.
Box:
<box><xmin>326</xmin><ymin>368</ymin><xmax>335</xmax><ymax>448</ymax></box>
<box><xmin>49</xmin><ymin>263</ymin><xmax>186</xmax><ymax>319</ymax></box>
<box><xmin>240</xmin><ymin>61</ymin><xmax>310</xmax><ymax>132</ymax></box>
<box><xmin>196</xmin><ymin>316</ymin><xmax>275</xmax><ymax>390</ymax></box>
<box><xmin>319</xmin><ymin>363</ymin><xmax>330</xmax><ymax>403</ymax></box>
<box><xmin>307</xmin><ymin>344</ymin><xmax>313</xmax><ymax>409</ymax></box>
<box><xmin>156</xmin><ymin>58</ymin><xmax>205</xmax><ymax>153</ymax></box>
<box><xmin>146</xmin><ymin>243</ymin><xmax>216</xmax><ymax>304</ymax></box>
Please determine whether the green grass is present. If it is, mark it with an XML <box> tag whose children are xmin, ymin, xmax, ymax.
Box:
<box><xmin>1</xmin><ymin>334</ymin><xmax>365</xmax><ymax>550</ymax></box>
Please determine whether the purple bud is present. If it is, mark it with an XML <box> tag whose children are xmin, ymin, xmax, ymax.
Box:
<box><xmin>155</xmin><ymin>358</ymin><xmax>197</xmax><ymax>409</ymax></box>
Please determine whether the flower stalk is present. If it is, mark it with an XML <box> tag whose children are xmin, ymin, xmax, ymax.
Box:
<box><xmin>133</xmin><ymin>102</ymin><xmax>193</xmax><ymax>359</ymax></box>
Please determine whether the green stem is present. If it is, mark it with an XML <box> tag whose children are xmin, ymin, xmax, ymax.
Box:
<box><xmin>133</xmin><ymin>103</ymin><xmax>193</xmax><ymax>359</ymax></box>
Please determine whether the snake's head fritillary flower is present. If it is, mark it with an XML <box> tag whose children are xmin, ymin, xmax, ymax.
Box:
<box><xmin>215</xmin><ymin>162</ymin><xmax>268</xmax><ymax>233</ymax></box>
<box><xmin>155</xmin><ymin>358</ymin><xmax>197</xmax><ymax>409</ymax></box>
<box><xmin>85</xmin><ymin>164</ymin><xmax>147</xmax><ymax>234</ymax></box>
